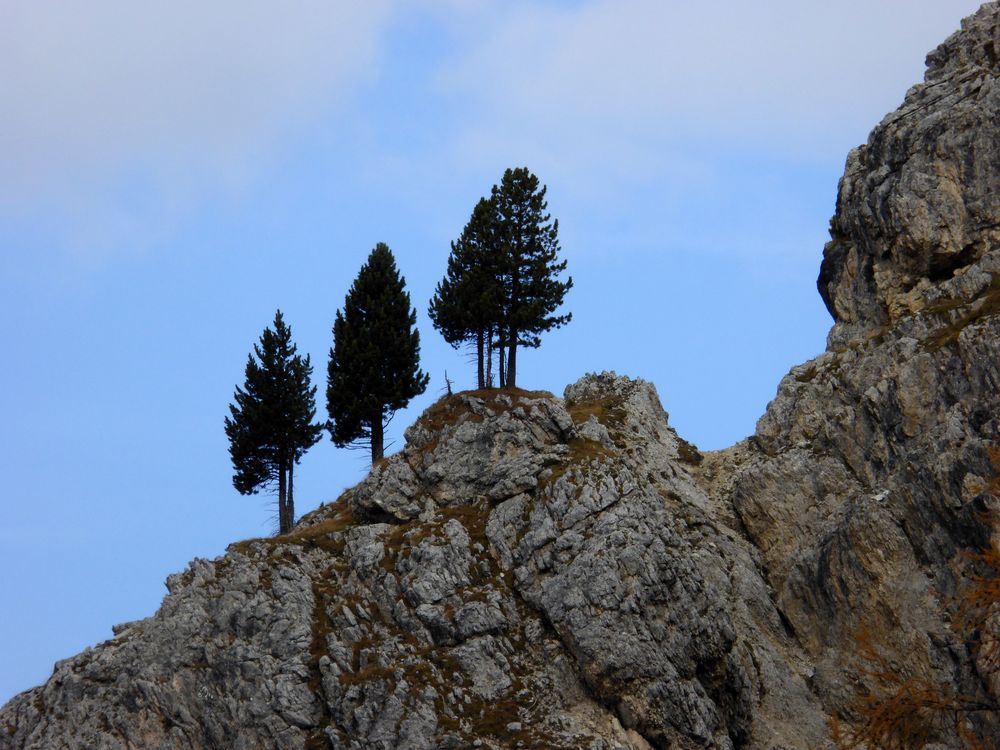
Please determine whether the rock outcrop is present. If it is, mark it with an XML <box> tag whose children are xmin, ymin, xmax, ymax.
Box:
<box><xmin>4</xmin><ymin>4</ymin><xmax>1000</xmax><ymax>749</ymax></box>
<box><xmin>0</xmin><ymin>382</ymin><xmax>829</xmax><ymax>750</ymax></box>
<box><xmin>818</xmin><ymin>4</ymin><xmax>1000</xmax><ymax>349</ymax></box>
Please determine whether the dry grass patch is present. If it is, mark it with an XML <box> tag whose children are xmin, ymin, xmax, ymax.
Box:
<box><xmin>437</xmin><ymin>503</ymin><xmax>491</xmax><ymax>545</ymax></box>
<box><xmin>540</xmin><ymin>437</ymin><xmax>613</xmax><ymax>490</ymax></box>
<box><xmin>229</xmin><ymin>502</ymin><xmax>359</xmax><ymax>557</ymax></box>
<box><xmin>564</xmin><ymin>394</ymin><xmax>626</xmax><ymax>429</ymax></box>
<box><xmin>676</xmin><ymin>435</ymin><xmax>703</xmax><ymax>465</ymax></box>
<box><xmin>379</xmin><ymin>502</ymin><xmax>493</xmax><ymax>574</ymax></box>
<box><xmin>416</xmin><ymin>388</ymin><xmax>555</xmax><ymax>434</ymax></box>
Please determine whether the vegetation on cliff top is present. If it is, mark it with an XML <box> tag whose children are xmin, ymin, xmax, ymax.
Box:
<box><xmin>225</xmin><ymin>310</ymin><xmax>322</xmax><ymax>534</ymax></box>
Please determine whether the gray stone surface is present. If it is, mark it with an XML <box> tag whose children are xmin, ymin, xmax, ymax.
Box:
<box><xmin>5</xmin><ymin>4</ymin><xmax>1000</xmax><ymax>748</ymax></box>
<box><xmin>818</xmin><ymin>3</ymin><xmax>1000</xmax><ymax>350</ymax></box>
<box><xmin>1</xmin><ymin>374</ymin><xmax>823</xmax><ymax>750</ymax></box>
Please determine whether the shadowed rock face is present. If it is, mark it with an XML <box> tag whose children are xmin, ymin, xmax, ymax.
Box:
<box><xmin>4</xmin><ymin>4</ymin><xmax>1000</xmax><ymax>749</ymax></box>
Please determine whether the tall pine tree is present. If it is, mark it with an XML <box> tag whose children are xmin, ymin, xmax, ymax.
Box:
<box><xmin>327</xmin><ymin>244</ymin><xmax>429</xmax><ymax>464</ymax></box>
<box><xmin>430</xmin><ymin>168</ymin><xmax>571</xmax><ymax>389</ymax></box>
<box><xmin>491</xmin><ymin>167</ymin><xmax>572</xmax><ymax>388</ymax></box>
<box><xmin>429</xmin><ymin>197</ymin><xmax>503</xmax><ymax>389</ymax></box>
<box><xmin>225</xmin><ymin>310</ymin><xmax>322</xmax><ymax>534</ymax></box>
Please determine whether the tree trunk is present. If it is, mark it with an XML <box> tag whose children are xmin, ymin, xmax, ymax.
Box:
<box><xmin>278</xmin><ymin>463</ymin><xmax>288</xmax><ymax>534</ymax></box>
<box><xmin>371</xmin><ymin>411</ymin><xmax>384</xmax><ymax>464</ymax></box>
<box><xmin>288</xmin><ymin>461</ymin><xmax>295</xmax><ymax>531</ymax></box>
<box><xmin>498</xmin><ymin>341</ymin><xmax>506</xmax><ymax>388</ymax></box>
<box><xmin>485</xmin><ymin>324</ymin><xmax>493</xmax><ymax>388</ymax></box>
<box><xmin>507</xmin><ymin>330</ymin><xmax>518</xmax><ymax>388</ymax></box>
<box><xmin>508</xmin><ymin>259</ymin><xmax>520</xmax><ymax>389</ymax></box>
<box><xmin>476</xmin><ymin>328</ymin><xmax>485</xmax><ymax>390</ymax></box>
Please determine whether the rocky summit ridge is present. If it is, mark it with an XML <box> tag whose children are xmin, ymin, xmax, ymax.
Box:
<box><xmin>5</xmin><ymin>4</ymin><xmax>1000</xmax><ymax>749</ymax></box>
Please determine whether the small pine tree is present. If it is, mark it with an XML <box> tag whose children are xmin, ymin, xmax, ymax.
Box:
<box><xmin>491</xmin><ymin>167</ymin><xmax>572</xmax><ymax>388</ymax></box>
<box><xmin>224</xmin><ymin>310</ymin><xmax>322</xmax><ymax>534</ymax></box>
<box><xmin>327</xmin><ymin>243</ymin><xmax>429</xmax><ymax>464</ymax></box>
<box><xmin>429</xmin><ymin>197</ymin><xmax>503</xmax><ymax>389</ymax></box>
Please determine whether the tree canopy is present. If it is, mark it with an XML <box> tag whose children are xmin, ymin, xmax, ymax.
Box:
<box><xmin>429</xmin><ymin>167</ymin><xmax>571</xmax><ymax>389</ymax></box>
<box><xmin>492</xmin><ymin>166</ymin><xmax>572</xmax><ymax>387</ymax></box>
<box><xmin>327</xmin><ymin>243</ymin><xmax>429</xmax><ymax>463</ymax></box>
<box><xmin>429</xmin><ymin>197</ymin><xmax>503</xmax><ymax>389</ymax></box>
<box><xmin>224</xmin><ymin>310</ymin><xmax>322</xmax><ymax>534</ymax></box>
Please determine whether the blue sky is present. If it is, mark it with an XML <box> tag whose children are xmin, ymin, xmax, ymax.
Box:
<box><xmin>0</xmin><ymin>0</ymin><xmax>985</xmax><ymax>704</ymax></box>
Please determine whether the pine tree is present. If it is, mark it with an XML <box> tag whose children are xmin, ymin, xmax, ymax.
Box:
<box><xmin>491</xmin><ymin>167</ymin><xmax>572</xmax><ymax>388</ymax></box>
<box><xmin>429</xmin><ymin>197</ymin><xmax>503</xmax><ymax>389</ymax></box>
<box><xmin>327</xmin><ymin>243</ymin><xmax>429</xmax><ymax>464</ymax></box>
<box><xmin>224</xmin><ymin>310</ymin><xmax>322</xmax><ymax>534</ymax></box>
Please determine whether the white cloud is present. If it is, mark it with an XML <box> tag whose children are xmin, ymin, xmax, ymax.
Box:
<box><xmin>0</xmin><ymin>1</ymin><xmax>393</xmax><ymax>253</ymax></box>
<box><xmin>392</xmin><ymin>0</ymin><xmax>985</xmax><ymax>266</ymax></box>
<box><xmin>0</xmin><ymin>0</ymin><xmax>985</xmax><ymax>262</ymax></box>
<box><xmin>437</xmin><ymin>0</ymin><xmax>985</xmax><ymax>161</ymax></box>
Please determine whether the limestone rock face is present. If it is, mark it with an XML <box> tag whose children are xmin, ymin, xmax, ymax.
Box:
<box><xmin>818</xmin><ymin>3</ymin><xmax>1000</xmax><ymax>348</ymax></box>
<box><xmin>5</xmin><ymin>4</ymin><xmax>1000</xmax><ymax>749</ymax></box>
<box><xmin>720</xmin><ymin>2</ymin><xmax>1000</xmax><ymax>742</ymax></box>
<box><xmin>0</xmin><ymin>379</ymin><xmax>828</xmax><ymax>750</ymax></box>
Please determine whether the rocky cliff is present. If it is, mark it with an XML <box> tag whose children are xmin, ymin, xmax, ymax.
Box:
<box><xmin>4</xmin><ymin>4</ymin><xmax>1000</xmax><ymax>749</ymax></box>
